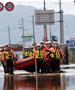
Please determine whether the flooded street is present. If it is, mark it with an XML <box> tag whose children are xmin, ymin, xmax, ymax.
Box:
<box><xmin>0</xmin><ymin>68</ymin><xmax>75</xmax><ymax>90</ymax></box>
<box><xmin>0</xmin><ymin>0</ymin><xmax>75</xmax><ymax>89</ymax></box>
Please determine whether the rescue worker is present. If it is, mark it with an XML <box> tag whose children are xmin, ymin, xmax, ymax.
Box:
<box><xmin>37</xmin><ymin>47</ymin><xmax>44</xmax><ymax>73</ymax></box>
<box><xmin>33</xmin><ymin>44</ymin><xmax>52</xmax><ymax>73</ymax></box>
<box><xmin>4</xmin><ymin>45</ymin><xmax>14</xmax><ymax>74</ymax></box>
<box><xmin>44</xmin><ymin>45</ymin><xmax>53</xmax><ymax>73</ymax></box>
<box><xmin>34</xmin><ymin>44</ymin><xmax>52</xmax><ymax>73</ymax></box>
<box><xmin>0</xmin><ymin>47</ymin><xmax>7</xmax><ymax>74</ymax></box>
<box><xmin>40</xmin><ymin>45</ymin><xmax>49</xmax><ymax>73</ymax></box>
<box><xmin>29</xmin><ymin>47</ymin><xmax>33</xmax><ymax>57</ymax></box>
<box><xmin>33</xmin><ymin>44</ymin><xmax>44</xmax><ymax>73</ymax></box>
<box><xmin>50</xmin><ymin>45</ymin><xmax>61</xmax><ymax>72</ymax></box>
<box><xmin>23</xmin><ymin>47</ymin><xmax>29</xmax><ymax>58</ymax></box>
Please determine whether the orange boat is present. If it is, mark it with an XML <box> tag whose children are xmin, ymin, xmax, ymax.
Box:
<box><xmin>14</xmin><ymin>56</ymin><xmax>36</xmax><ymax>72</ymax></box>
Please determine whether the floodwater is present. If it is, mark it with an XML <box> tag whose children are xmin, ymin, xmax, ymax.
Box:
<box><xmin>0</xmin><ymin>65</ymin><xmax>75</xmax><ymax>90</ymax></box>
<box><xmin>0</xmin><ymin>71</ymin><xmax>75</xmax><ymax>90</ymax></box>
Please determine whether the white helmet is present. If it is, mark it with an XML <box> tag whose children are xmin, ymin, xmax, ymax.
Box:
<box><xmin>36</xmin><ymin>43</ymin><xmax>41</xmax><ymax>47</ymax></box>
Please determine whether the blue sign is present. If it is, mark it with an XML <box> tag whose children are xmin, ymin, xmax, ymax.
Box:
<box><xmin>66</xmin><ymin>40</ymin><xmax>75</xmax><ymax>48</ymax></box>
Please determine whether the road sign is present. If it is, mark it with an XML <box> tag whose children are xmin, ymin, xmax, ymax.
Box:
<box><xmin>35</xmin><ymin>10</ymin><xmax>54</xmax><ymax>25</ymax></box>
<box><xmin>66</xmin><ymin>40</ymin><xmax>75</xmax><ymax>48</ymax></box>
<box><xmin>5</xmin><ymin>2</ymin><xmax>14</xmax><ymax>11</ymax></box>
<box><xmin>0</xmin><ymin>2</ymin><xmax>4</xmax><ymax>11</ymax></box>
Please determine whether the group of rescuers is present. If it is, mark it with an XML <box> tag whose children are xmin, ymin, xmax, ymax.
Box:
<box><xmin>23</xmin><ymin>43</ymin><xmax>65</xmax><ymax>73</ymax></box>
<box><xmin>0</xmin><ymin>43</ymin><xmax>64</xmax><ymax>74</ymax></box>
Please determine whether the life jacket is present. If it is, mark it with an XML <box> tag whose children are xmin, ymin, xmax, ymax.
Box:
<box><xmin>55</xmin><ymin>50</ymin><xmax>60</xmax><ymax>59</ymax></box>
<box><xmin>27</xmin><ymin>51</ymin><xmax>30</xmax><ymax>57</ymax></box>
<box><xmin>8</xmin><ymin>51</ymin><xmax>13</xmax><ymax>60</ymax></box>
<box><xmin>29</xmin><ymin>50</ymin><xmax>33</xmax><ymax>57</ymax></box>
<box><xmin>0</xmin><ymin>51</ymin><xmax>4</xmax><ymax>62</ymax></box>
<box><xmin>50</xmin><ymin>48</ymin><xmax>55</xmax><ymax>58</ymax></box>
<box><xmin>4</xmin><ymin>51</ymin><xmax>9</xmax><ymax>60</ymax></box>
<box><xmin>36</xmin><ymin>50</ymin><xmax>39</xmax><ymax>59</ymax></box>
<box><xmin>23</xmin><ymin>51</ymin><xmax>28</xmax><ymax>57</ymax></box>
<box><xmin>0</xmin><ymin>52</ymin><xmax>2</xmax><ymax>60</ymax></box>
<box><xmin>36</xmin><ymin>50</ymin><xmax>44</xmax><ymax>59</ymax></box>
<box><xmin>50</xmin><ymin>49</ymin><xmax>60</xmax><ymax>60</ymax></box>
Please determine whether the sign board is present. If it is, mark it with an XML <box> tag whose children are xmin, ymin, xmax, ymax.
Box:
<box><xmin>66</xmin><ymin>40</ymin><xmax>75</xmax><ymax>48</ymax></box>
<box><xmin>5</xmin><ymin>2</ymin><xmax>14</xmax><ymax>11</ymax></box>
<box><xmin>22</xmin><ymin>35</ymin><xmax>33</xmax><ymax>42</ymax></box>
<box><xmin>0</xmin><ymin>2</ymin><xmax>4</xmax><ymax>11</ymax></box>
<box><xmin>35</xmin><ymin>10</ymin><xmax>54</xmax><ymax>25</ymax></box>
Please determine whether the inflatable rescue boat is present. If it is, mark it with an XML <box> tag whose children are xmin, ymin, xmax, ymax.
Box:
<box><xmin>14</xmin><ymin>56</ymin><xmax>35</xmax><ymax>72</ymax></box>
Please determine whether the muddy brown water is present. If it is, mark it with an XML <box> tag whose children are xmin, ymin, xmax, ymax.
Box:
<box><xmin>0</xmin><ymin>72</ymin><xmax>75</xmax><ymax>90</ymax></box>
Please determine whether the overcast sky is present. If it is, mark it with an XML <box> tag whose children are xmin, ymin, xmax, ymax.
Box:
<box><xmin>0</xmin><ymin>0</ymin><xmax>75</xmax><ymax>44</ymax></box>
<box><xmin>0</xmin><ymin>0</ymin><xmax>75</xmax><ymax>15</ymax></box>
<box><xmin>0</xmin><ymin>0</ymin><xmax>74</xmax><ymax>1</ymax></box>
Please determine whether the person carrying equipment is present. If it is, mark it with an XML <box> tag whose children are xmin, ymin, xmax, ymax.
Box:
<box><xmin>33</xmin><ymin>44</ymin><xmax>52</xmax><ymax>73</ymax></box>
<box><xmin>37</xmin><ymin>47</ymin><xmax>44</xmax><ymax>73</ymax></box>
<box><xmin>23</xmin><ymin>47</ymin><xmax>29</xmax><ymax>58</ymax></box>
<box><xmin>33</xmin><ymin>44</ymin><xmax>45</xmax><ymax>73</ymax></box>
<box><xmin>29</xmin><ymin>47</ymin><xmax>33</xmax><ymax>57</ymax></box>
<box><xmin>4</xmin><ymin>45</ymin><xmax>14</xmax><ymax>74</ymax></box>
<box><xmin>0</xmin><ymin>47</ymin><xmax>7</xmax><ymax>74</ymax></box>
<box><xmin>50</xmin><ymin>46</ymin><xmax>61</xmax><ymax>72</ymax></box>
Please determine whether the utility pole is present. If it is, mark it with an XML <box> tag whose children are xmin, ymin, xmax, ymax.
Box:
<box><xmin>32</xmin><ymin>15</ymin><xmax>37</xmax><ymax>74</ymax></box>
<box><xmin>44</xmin><ymin>0</ymin><xmax>46</xmax><ymax>10</ymax></box>
<box><xmin>59</xmin><ymin>0</ymin><xmax>64</xmax><ymax>44</ymax></box>
<box><xmin>8</xmin><ymin>26</ymin><xmax>11</xmax><ymax>45</ymax></box>
<box><xmin>32</xmin><ymin>15</ymin><xmax>35</xmax><ymax>47</ymax></box>
<box><xmin>44</xmin><ymin>0</ymin><xmax>47</xmax><ymax>45</ymax></box>
<box><xmin>21</xmin><ymin>17</ymin><xmax>25</xmax><ymax>50</ymax></box>
<box><xmin>49</xmin><ymin>25</ymin><xmax>51</xmax><ymax>41</ymax></box>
